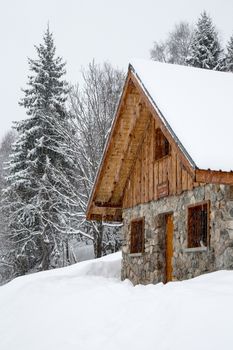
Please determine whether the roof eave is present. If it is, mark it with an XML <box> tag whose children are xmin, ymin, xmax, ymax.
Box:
<box><xmin>86</xmin><ymin>69</ymin><xmax>132</xmax><ymax>220</ymax></box>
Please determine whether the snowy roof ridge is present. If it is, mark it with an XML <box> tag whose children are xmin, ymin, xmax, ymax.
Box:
<box><xmin>129</xmin><ymin>63</ymin><xmax>197</xmax><ymax>169</ymax></box>
<box><xmin>129</xmin><ymin>59</ymin><xmax>233</xmax><ymax>171</ymax></box>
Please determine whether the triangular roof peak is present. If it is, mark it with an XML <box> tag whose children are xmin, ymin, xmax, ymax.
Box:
<box><xmin>86</xmin><ymin>60</ymin><xmax>233</xmax><ymax>221</ymax></box>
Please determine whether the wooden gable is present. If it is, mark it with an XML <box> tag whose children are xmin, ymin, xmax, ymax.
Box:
<box><xmin>123</xmin><ymin>115</ymin><xmax>195</xmax><ymax>209</ymax></box>
<box><xmin>86</xmin><ymin>65</ymin><xmax>233</xmax><ymax>222</ymax></box>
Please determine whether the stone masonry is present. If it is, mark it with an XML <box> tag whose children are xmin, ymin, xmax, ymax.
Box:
<box><xmin>121</xmin><ymin>184</ymin><xmax>233</xmax><ymax>285</ymax></box>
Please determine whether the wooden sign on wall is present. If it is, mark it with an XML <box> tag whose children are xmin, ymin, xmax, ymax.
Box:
<box><xmin>157</xmin><ymin>181</ymin><xmax>169</xmax><ymax>198</ymax></box>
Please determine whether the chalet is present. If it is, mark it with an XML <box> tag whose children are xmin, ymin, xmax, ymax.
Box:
<box><xmin>86</xmin><ymin>59</ymin><xmax>233</xmax><ymax>285</ymax></box>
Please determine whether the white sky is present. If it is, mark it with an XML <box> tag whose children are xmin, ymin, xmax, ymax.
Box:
<box><xmin>1</xmin><ymin>0</ymin><xmax>233</xmax><ymax>142</ymax></box>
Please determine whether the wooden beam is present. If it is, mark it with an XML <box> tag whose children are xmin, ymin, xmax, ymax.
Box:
<box><xmin>89</xmin><ymin>213</ymin><xmax>122</xmax><ymax>222</ymax></box>
<box><xmin>86</xmin><ymin>204</ymin><xmax>122</xmax><ymax>222</ymax></box>
<box><xmin>94</xmin><ymin>202</ymin><xmax>122</xmax><ymax>208</ymax></box>
<box><xmin>196</xmin><ymin>169</ymin><xmax>233</xmax><ymax>185</ymax></box>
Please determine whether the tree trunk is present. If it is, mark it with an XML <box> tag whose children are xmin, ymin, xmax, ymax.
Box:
<box><xmin>41</xmin><ymin>233</ymin><xmax>50</xmax><ymax>271</ymax></box>
<box><xmin>41</xmin><ymin>243</ymin><xmax>50</xmax><ymax>270</ymax></box>
<box><xmin>94</xmin><ymin>223</ymin><xmax>103</xmax><ymax>258</ymax></box>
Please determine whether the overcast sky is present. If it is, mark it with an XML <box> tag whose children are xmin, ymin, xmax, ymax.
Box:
<box><xmin>1</xmin><ymin>0</ymin><xmax>233</xmax><ymax>142</ymax></box>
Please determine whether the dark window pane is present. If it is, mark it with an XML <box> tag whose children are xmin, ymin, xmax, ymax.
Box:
<box><xmin>188</xmin><ymin>203</ymin><xmax>208</xmax><ymax>248</ymax></box>
<box><xmin>155</xmin><ymin>128</ymin><xmax>170</xmax><ymax>161</ymax></box>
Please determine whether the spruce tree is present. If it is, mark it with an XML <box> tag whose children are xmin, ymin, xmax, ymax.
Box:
<box><xmin>187</xmin><ymin>11</ymin><xmax>222</xmax><ymax>70</ymax></box>
<box><xmin>222</xmin><ymin>35</ymin><xmax>233</xmax><ymax>72</ymax></box>
<box><xmin>2</xmin><ymin>27</ymin><xmax>79</xmax><ymax>275</ymax></box>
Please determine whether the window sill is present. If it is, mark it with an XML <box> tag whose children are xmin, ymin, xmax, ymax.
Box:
<box><xmin>154</xmin><ymin>154</ymin><xmax>171</xmax><ymax>163</ymax></box>
<box><xmin>129</xmin><ymin>253</ymin><xmax>143</xmax><ymax>257</ymax></box>
<box><xmin>183</xmin><ymin>247</ymin><xmax>208</xmax><ymax>253</ymax></box>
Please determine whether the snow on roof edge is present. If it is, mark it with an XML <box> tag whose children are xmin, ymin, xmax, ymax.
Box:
<box><xmin>129</xmin><ymin>63</ymin><xmax>197</xmax><ymax>169</ymax></box>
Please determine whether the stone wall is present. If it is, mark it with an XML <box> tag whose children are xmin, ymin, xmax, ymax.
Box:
<box><xmin>121</xmin><ymin>184</ymin><xmax>233</xmax><ymax>285</ymax></box>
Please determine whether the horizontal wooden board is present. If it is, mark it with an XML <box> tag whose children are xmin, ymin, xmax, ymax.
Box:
<box><xmin>196</xmin><ymin>169</ymin><xmax>233</xmax><ymax>185</ymax></box>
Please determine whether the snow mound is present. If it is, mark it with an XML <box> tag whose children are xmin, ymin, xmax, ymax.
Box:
<box><xmin>0</xmin><ymin>252</ymin><xmax>121</xmax><ymax>291</ymax></box>
<box><xmin>74</xmin><ymin>251</ymin><xmax>121</xmax><ymax>278</ymax></box>
<box><xmin>1</xmin><ymin>253</ymin><xmax>233</xmax><ymax>350</ymax></box>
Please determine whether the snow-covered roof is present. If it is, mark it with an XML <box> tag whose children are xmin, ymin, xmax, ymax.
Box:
<box><xmin>130</xmin><ymin>59</ymin><xmax>233</xmax><ymax>171</ymax></box>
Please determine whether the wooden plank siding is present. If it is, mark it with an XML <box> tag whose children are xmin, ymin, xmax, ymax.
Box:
<box><xmin>122</xmin><ymin>114</ymin><xmax>194</xmax><ymax>209</ymax></box>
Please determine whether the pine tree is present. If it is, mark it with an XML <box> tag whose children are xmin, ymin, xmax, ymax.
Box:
<box><xmin>1</xmin><ymin>27</ymin><xmax>79</xmax><ymax>275</ymax></box>
<box><xmin>187</xmin><ymin>11</ymin><xmax>222</xmax><ymax>70</ymax></box>
<box><xmin>20</xmin><ymin>27</ymin><xmax>68</xmax><ymax>115</ymax></box>
<box><xmin>222</xmin><ymin>35</ymin><xmax>233</xmax><ymax>72</ymax></box>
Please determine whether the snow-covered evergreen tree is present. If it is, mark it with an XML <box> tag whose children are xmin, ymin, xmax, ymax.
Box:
<box><xmin>0</xmin><ymin>131</ymin><xmax>16</xmax><ymax>284</ymax></box>
<box><xmin>1</xmin><ymin>27</ymin><xmax>80</xmax><ymax>275</ymax></box>
<box><xmin>20</xmin><ymin>27</ymin><xmax>68</xmax><ymax>114</ymax></box>
<box><xmin>187</xmin><ymin>11</ymin><xmax>222</xmax><ymax>70</ymax></box>
<box><xmin>222</xmin><ymin>35</ymin><xmax>233</xmax><ymax>72</ymax></box>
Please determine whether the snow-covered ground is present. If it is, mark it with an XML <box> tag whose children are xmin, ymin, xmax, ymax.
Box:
<box><xmin>0</xmin><ymin>252</ymin><xmax>233</xmax><ymax>350</ymax></box>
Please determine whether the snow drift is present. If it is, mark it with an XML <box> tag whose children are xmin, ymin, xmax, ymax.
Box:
<box><xmin>0</xmin><ymin>252</ymin><xmax>233</xmax><ymax>350</ymax></box>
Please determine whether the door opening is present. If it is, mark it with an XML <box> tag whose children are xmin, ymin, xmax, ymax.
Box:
<box><xmin>165</xmin><ymin>214</ymin><xmax>173</xmax><ymax>283</ymax></box>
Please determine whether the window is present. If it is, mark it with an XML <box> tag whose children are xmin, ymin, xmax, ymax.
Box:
<box><xmin>154</xmin><ymin>128</ymin><xmax>170</xmax><ymax>161</ymax></box>
<box><xmin>130</xmin><ymin>218</ymin><xmax>144</xmax><ymax>254</ymax></box>
<box><xmin>227</xmin><ymin>185</ymin><xmax>233</xmax><ymax>200</ymax></box>
<box><xmin>188</xmin><ymin>202</ymin><xmax>209</xmax><ymax>248</ymax></box>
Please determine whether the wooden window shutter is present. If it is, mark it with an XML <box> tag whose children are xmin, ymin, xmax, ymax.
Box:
<box><xmin>130</xmin><ymin>218</ymin><xmax>144</xmax><ymax>253</ymax></box>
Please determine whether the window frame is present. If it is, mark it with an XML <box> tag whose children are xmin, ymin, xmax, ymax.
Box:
<box><xmin>130</xmin><ymin>217</ymin><xmax>145</xmax><ymax>254</ymax></box>
<box><xmin>154</xmin><ymin>128</ymin><xmax>170</xmax><ymax>162</ymax></box>
<box><xmin>187</xmin><ymin>200</ymin><xmax>210</xmax><ymax>249</ymax></box>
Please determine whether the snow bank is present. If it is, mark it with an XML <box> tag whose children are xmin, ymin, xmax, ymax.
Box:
<box><xmin>1</xmin><ymin>252</ymin><xmax>233</xmax><ymax>350</ymax></box>
<box><xmin>130</xmin><ymin>59</ymin><xmax>233</xmax><ymax>171</ymax></box>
